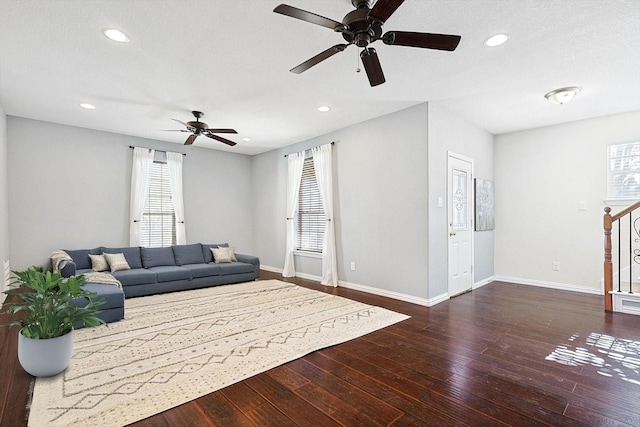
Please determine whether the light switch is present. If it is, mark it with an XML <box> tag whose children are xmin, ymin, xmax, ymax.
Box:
<box><xmin>437</xmin><ymin>197</ymin><xmax>443</xmax><ymax>208</ymax></box>
<box><xmin>579</xmin><ymin>201</ymin><xmax>587</xmax><ymax>211</ymax></box>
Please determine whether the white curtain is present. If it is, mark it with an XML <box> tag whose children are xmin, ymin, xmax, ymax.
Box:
<box><xmin>312</xmin><ymin>144</ymin><xmax>338</xmax><ymax>286</ymax></box>
<box><xmin>167</xmin><ymin>152</ymin><xmax>186</xmax><ymax>245</ymax></box>
<box><xmin>283</xmin><ymin>151</ymin><xmax>305</xmax><ymax>277</ymax></box>
<box><xmin>130</xmin><ymin>147</ymin><xmax>155</xmax><ymax>246</ymax></box>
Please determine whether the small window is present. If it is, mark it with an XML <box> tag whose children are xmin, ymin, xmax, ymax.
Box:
<box><xmin>607</xmin><ymin>141</ymin><xmax>640</xmax><ymax>201</ymax></box>
<box><xmin>296</xmin><ymin>157</ymin><xmax>325</xmax><ymax>253</ymax></box>
<box><xmin>140</xmin><ymin>161</ymin><xmax>176</xmax><ymax>247</ymax></box>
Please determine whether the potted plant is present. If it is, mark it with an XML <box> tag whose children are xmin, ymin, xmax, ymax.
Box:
<box><xmin>1</xmin><ymin>266</ymin><xmax>104</xmax><ymax>377</ymax></box>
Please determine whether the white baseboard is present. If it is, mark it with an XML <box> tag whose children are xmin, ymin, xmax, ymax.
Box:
<box><xmin>338</xmin><ymin>280</ymin><xmax>449</xmax><ymax>307</ymax></box>
<box><xmin>493</xmin><ymin>275</ymin><xmax>602</xmax><ymax>295</ymax></box>
<box><xmin>473</xmin><ymin>276</ymin><xmax>494</xmax><ymax>290</ymax></box>
<box><xmin>261</xmin><ymin>266</ymin><xmax>450</xmax><ymax>307</ymax></box>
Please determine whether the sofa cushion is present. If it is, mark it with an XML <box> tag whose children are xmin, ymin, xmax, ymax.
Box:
<box><xmin>102</xmin><ymin>247</ymin><xmax>143</xmax><ymax>269</ymax></box>
<box><xmin>172</xmin><ymin>244</ymin><xmax>204</xmax><ymax>266</ymax></box>
<box><xmin>202</xmin><ymin>243</ymin><xmax>229</xmax><ymax>263</ymax></box>
<box><xmin>180</xmin><ymin>263</ymin><xmax>221</xmax><ymax>278</ymax></box>
<box><xmin>141</xmin><ymin>247</ymin><xmax>176</xmax><ymax>268</ymax></box>
<box><xmin>147</xmin><ymin>266</ymin><xmax>192</xmax><ymax>282</ymax></box>
<box><xmin>64</xmin><ymin>248</ymin><xmax>102</xmax><ymax>270</ymax></box>
<box><xmin>111</xmin><ymin>268</ymin><xmax>158</xmax><ymax>286</ymax></box>
<box><xmin>216</xmin><ymin>262</ymin><xmax>255</xmax><ymax>275</ymax></box>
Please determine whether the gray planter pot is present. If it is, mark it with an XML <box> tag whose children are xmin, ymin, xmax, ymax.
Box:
<box><xmin>18</xmin><ymin>329</ymin><xmax>73</xmax><ymax>377</ymax></box>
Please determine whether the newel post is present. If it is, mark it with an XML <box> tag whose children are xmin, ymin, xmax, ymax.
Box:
<box><xmin>604</xmin><ymin>207</ymin><xmax>613</xmax><ymax>311</ymax></box>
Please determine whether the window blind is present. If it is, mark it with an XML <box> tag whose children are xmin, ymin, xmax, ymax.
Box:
<box><xmin>297</xmin><ymin>157</ymin><xmax>326</xmax><ymax>252</ymax></box>
<box><xmin>607</xmin><ymin>141</ymin><xmax>640</xmax><ymax>200</ymax></box>
<box><xmin>140</xmin><ymin>161</ymin><xmax>176</xmax><ymax>247</ymax></box>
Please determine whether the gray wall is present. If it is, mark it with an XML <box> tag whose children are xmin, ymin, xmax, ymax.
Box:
<box><xmin>428</xmin><ymin>103</ymin><xmax>495</xmax><ymax>298</ymax></box>
<box><xmin>253</xmin><ymin>102</ymin><xmax>495</xmax><ymax>301</ymax></box>
<box><xmin>0</xmin><ymin>101</ymin><xmax>8</xmax><ymax>300</ymax></box>
<box><xmin>495</xmin><ymin>111</ymin><xmax>640</xmax><ymax>292</ymax></box>
<box><xmin>254</xmin><ymin>104</ymin><xmax>432</xmax><ymax>299</ymax></box>
<box><xmin>7</xmin><ymin>117</ymin><xmax>253</xmax><ymax>270</ymax></box>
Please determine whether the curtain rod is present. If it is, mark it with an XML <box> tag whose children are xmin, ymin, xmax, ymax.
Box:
<box><xmin>129</xmin><ymin>145</ymin><xmax>186</xmax><ymax>156</ymax></box>
<box><xmin>284</xmin><ymin>141</ymin><xmax>334</xmax><ymax>158</ymax></box>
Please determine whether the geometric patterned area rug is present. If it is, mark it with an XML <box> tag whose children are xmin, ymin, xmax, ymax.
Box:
<box><xmin>28</xmin><ymin>280</ymin><xmax>409</xmax><ymax>426</ymax></box>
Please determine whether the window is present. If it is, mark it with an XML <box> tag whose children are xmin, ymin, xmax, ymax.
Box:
<box><xmin>607</xmin><ymin>141</ymin><xmax>640</xmax><ymax>201</ymax></box>
<box><xmin>296</xmin><ymin>157</ymin><xmax>325</xmax><ymax>253</ymax></box>
<box><xmin>140</xmin><ymin>161</ymin><xmax>176</xmax><ymax>247</ymax></box>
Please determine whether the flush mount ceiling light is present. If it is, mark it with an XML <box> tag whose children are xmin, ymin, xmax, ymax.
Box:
<box><xmin>544</xmin><ymin>87</ymin><xmax>581</xmax><ymax>105</ymax></box>
<box><xmin>317</xmin><ymin>106</ymin><xmax>331</xmax><ymax>112</ymax></box>
<box><xmin>103</xmin><ymin>28</ymin><xmax>130</xmax><ymax>43</ymax></box>
<box><xmin>484</xmin><ymin>34</ymin><xmax>509</xmax><ymax>47</ymax></box>
<box><xmin>80</xmin><ymin>103</ymin><xmax>96</xmax><ymax>110</ymax></box>
<box><xmin>242</xmin><ymin>137</ymin><xmax>252</xmax><ymax>142</ymax></box>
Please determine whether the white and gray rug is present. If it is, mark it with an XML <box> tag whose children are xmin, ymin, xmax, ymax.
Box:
<box><xmin>29</xmin><ymin>279</ymin><xmax>409</xmax><ymax>426</ymax></box>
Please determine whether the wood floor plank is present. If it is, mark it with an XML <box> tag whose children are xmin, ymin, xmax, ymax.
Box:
<box><xmin>2</xmin><ymin>272</ymin><xmax>639</xmax><ymax>426</ymax></box>
<box><xmin>244</xmin><ymin>373</ymin><xmax>340</xmax><ymax>427</ymax></box>
<box><xmin>194</xmin><ymin>393</ymin><xmax>256</xmax><ymax>427</ymax></box>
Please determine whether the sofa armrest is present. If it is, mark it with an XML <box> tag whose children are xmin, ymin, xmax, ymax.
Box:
<box><xmin>60</xmin><ymin>260</ymin><xmax>77</xmax><ymax>278</ymax></box>
<box><xmin>235</xmin><ymin>254</ymin><xmax>260</xmax><ymax>279</ymax></box>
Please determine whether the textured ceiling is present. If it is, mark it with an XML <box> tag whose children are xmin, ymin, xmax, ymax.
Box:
<box><xmin>1</xmin><ymin>0</ymin><xmax>639</xmax><ymax>155</ymax></box>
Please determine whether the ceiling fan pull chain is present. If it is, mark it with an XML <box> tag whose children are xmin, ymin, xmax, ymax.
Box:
<box><xmin>356</xmin><ymin>49</ymin><xmax>362</xmax><ymax>73</ymax></box>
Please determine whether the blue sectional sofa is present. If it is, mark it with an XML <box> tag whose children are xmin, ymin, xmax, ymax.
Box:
<box><xmin>62</xmin><ymin>243</ymin><xmax>260</xmax><ymax>324</ymax></box>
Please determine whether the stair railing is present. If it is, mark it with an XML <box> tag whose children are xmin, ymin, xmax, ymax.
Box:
<box><xmin>603</xmin><ymin>201</ymin><xmax>640</xmax><ymax>311</ymax></box>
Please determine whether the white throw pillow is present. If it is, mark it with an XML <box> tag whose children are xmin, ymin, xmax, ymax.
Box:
<box><xmin>211</xmin><ymin>247</ymin><xmax>236</xmax><ymax>263</ymax></box>
<box><xmin>88</xmin><ymin>254</ymin><xmax>110</xmax><ymax>272</ymax></box>
<box><xmin>103</xmin><ymin>252</ymin><xmax>131</xmax><ymax>272</ymax></box>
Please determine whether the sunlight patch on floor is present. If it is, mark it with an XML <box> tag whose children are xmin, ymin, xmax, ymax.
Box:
<box><xmin>546</xmin><ymin>332</ymin><xmax>640</xmax><ymax>385</ymax></box>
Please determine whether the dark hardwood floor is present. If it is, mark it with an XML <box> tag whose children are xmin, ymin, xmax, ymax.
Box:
<box><xmin>2</xmin><ymin>271</ymin><xmax>639</xmax><ymax>426</ymax></box>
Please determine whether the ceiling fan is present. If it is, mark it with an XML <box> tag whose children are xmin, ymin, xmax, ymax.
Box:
<box><xmin>274</xmin><ymin>0</ymin><xmax>461</xmax><ymax>87</ymax></box>
<box><xmin>167</xmin><ymin>111</ymin><xmax>237</xmax><ymax>146</ymax></box>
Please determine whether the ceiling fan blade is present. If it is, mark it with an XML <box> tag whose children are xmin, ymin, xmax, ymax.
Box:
<box><xmin>360</xmin><ymin>48</ymin><xmax>385</xmax><ymax>87</ymax></box>
<box><xmin>274</xmin><ymin>4</ymin><xmax>344</xmax><ymax>30</ymax></box>
<box><xmin>160</xmin><ymin>129</ymin><xmax>190</xmax><ymax>132</ymax></box>
<box><xmin>368</xmin><ymin>0</ymin><xmax>405</xmax><ymax>23</ymax></box>
<box><xmin>383</xmin><ymin>31</ymin><xmax>461</xmax><ymax>51</ymax></box>
<box><xmin>206</xmin><ymin>128</ymin><xmax>237</xmax><ymax>134</ymax></box>
<box><xmin>290</xmin><ymin>44</ymin><xmax>349</xmax><ymax>74</ymax></box>
<box><xmin>184</xmin><ymin>134</ymin><xmax>198</xmax><ymax>145</ymax></box>
<box><xmin>206</xmin><ymin>133</ymin><xmax>237</xmax><ymax>147</ymax></box>
<box><xmin>171</xmin><ymin>118</ymin><xmax>189</xmax><ymax>127</ymax></box>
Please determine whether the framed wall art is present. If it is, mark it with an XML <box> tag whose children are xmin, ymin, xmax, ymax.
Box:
<box><xmin>474</xmin><ymin>179</ymin><xmax>495</xmax><ymax>231</ymax></box>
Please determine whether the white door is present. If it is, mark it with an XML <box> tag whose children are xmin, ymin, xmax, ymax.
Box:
<box><xmin>447</xmin><ymin>153</ymin><xmax>473</xmax><ymax>297</ymax></box>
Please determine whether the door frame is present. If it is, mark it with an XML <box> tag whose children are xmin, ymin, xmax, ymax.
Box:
<box><xmin>447</xmin><ymin>151</ymin><xmax>474</xmax><ymax>297</ymax></box>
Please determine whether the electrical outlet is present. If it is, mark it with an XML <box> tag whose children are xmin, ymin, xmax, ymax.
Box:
<box><xmin>552</xmin><ymin>262</ymin><xmax>560</xmax><ymax>271</ymax></box>
<box><xmin>350</xmin><ymin>261</ymin><xmax>356</xmax><ymax>271</ymax></box>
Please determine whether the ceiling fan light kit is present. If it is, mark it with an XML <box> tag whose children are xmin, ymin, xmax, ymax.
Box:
<box><xmin>274</xmin><ymin>0</ymin><xmax>461</xmax><ymax>87</ymax></box>
<box><xmin>544</xmin><ymin>87</ymin><xmax>581</xmax><ymax>105</ymax></box>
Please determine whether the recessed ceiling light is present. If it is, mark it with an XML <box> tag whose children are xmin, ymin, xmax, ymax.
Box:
<box><xmin>544</xmin><ymin>87</ymin><xmax>581</xmax><ymax>105</ymax></box>
<box><xmin>242</xmin><ymin>137</ymin><xmax>252</xmax><ymax>142</ymax></box>
<box><xmin>103</xmin><ymin>28</ymin><xmax>130</xmax><ymax>43</ymax></box>
<box><xmin>80</xmin><ymin>103</ymin><xmax>96</xmax><ymax>110</ymax></box>
<box><xmin>484</xmin><ymin>34</ymin><xmax>509</xmax><ymax>47</ymax></box>
<box><xmin>317</xmin><ymin>106</ymin><xmax>331</xmax><ymax>112</ymax></box>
